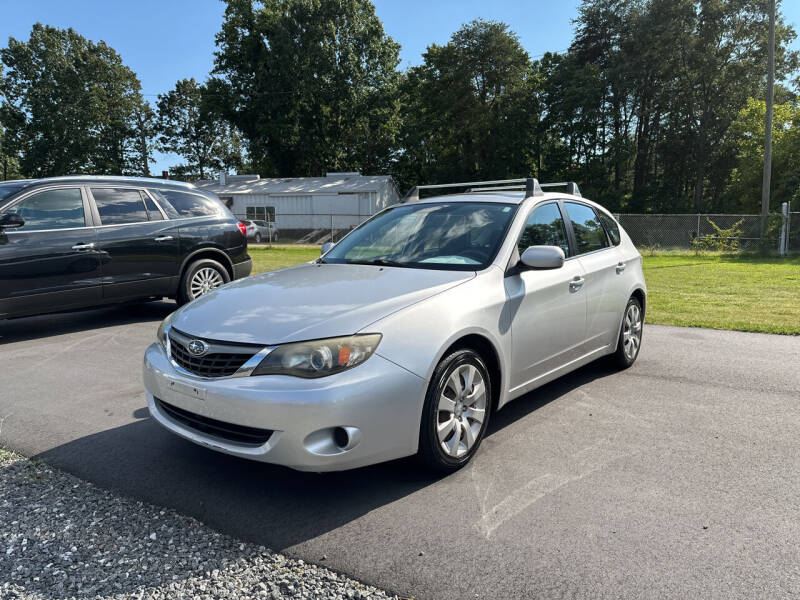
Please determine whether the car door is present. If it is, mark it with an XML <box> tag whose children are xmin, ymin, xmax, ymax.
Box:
<box><xmin>0</xmin><ymin>186</ymin><xmax>102</xmax><ymax>318</ymax></box>
<box><xmin>563</xmin><ymin>201</ymin><xmax>627</xmax><ymax>353</ymax></box>
<box><xmin>505</xmin><ymin>202</ymin><xmax>587</xmax><ymax>392</ymax></box>
<box><xmin>89</xmin><ymin>186</ymin><xmax>180</xmax><ymax>300</ymax></box>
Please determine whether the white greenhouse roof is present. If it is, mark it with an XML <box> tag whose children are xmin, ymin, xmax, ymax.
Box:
<box><xmin>195</xmin><ymin>173</ymin><xmax>396</xmax><ymax>195</ymax></box>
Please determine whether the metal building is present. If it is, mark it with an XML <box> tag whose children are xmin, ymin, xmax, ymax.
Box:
<box><xmin>195</xmin><ymin>173</ymin><xmax>399</xmax><ymax>242</ymax></box>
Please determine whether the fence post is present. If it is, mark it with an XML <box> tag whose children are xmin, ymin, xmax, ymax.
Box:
<box><xmin>779</xmin><ymin>201</ymin><xmax>789</xmax><ymax>256</ymax></box>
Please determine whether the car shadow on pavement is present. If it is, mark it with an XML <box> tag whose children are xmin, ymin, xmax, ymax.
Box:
<box><xmin>0</xmin><ymin>301</ymin><xmax>175</xmax><ymax>344</ymax></box>
<box><xmin>32</xmin><ymin>359</ymin><xmax>615</xmax><ymax>554</ymax></box>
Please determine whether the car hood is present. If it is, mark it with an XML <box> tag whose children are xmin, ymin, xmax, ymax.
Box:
<box><xmin>171</xmin><ymin>262</ymin><xmax>474</xmax><ymax>344</ymax></box>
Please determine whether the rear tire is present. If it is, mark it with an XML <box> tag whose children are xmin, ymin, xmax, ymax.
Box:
<box><xmin>612</xmin><ymin>296</ymin><xmax>643</xmax><ymax>368</ymax></box>
<box><xmin>177</xmin><ymin>259</ymin><xmax>230</xmax><ymax>306</ymax></box>
<box><xmin>418</xmin><ymin>349</ymin><xmax>492</xmax><ymax>473</ymax></box>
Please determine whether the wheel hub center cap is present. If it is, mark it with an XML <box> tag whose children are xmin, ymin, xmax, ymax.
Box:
<box><xmin>455</xmin><ymin>402</ymin><xmax>464</xmax><ymax>418</ymax></box>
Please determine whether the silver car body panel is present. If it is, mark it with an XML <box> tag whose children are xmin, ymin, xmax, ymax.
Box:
<box><xmin>143</xmin><ymin>191</ymin><xmax>646</xmax><ymax>470</ymax></box>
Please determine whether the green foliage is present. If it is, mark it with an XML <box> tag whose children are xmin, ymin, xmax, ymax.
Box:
<box><xmin>155</xmin><ymin>78</ymin><xmax>244</xmax><ymax>180</ymax></box>
<box><xmin>0</xmin><ymin>23</ymin><xmax>150</xmax><ymax>177</ymax></box>
<box><xmin>211</xmin><ymin>0</ymin><xmax>401</xmax><ymax>176</ymax></box>
<box><xmin>692</xmin><ymin>217</ymin><xmax>744</xmax><ymax>252</ymax></box>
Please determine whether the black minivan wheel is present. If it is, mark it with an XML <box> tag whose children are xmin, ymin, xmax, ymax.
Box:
<box><xmin>177</xmin><ymin>258</ymin><xmax>230</xmax><ymax>305</ymax></box>
<box><xmin>418</xmin><ymin>348</ymin><xmax>492</xmax><ymax>473</ymax></box>
<box><xmin>612</xmin><ymin>296</ymin><xmax>644</xmax><ymax>368</ymax></box>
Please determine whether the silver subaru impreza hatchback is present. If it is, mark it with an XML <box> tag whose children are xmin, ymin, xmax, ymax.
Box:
<box><xmin>143</xmin><ymin>178</ymin><xmax>646</xmax><ymax>472</ymax></box>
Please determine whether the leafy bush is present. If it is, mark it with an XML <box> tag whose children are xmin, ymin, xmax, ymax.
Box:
<box><xmin>692</xmin><ymin>218</ymin><xmax>744</xmax><ymax>253</ymax></box>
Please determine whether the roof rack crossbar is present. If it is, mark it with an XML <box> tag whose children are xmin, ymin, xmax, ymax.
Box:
<box><xmin>402</xmin><ymin>177</ymin><xmax>543</xmax><ymax>202</ymax></box>
<box><xmin>465</xmin><ymin>185</ymin><xmax>526</xmax><ymax>192</ymax></box>
<box><xmin>539</xmin><ymin>182</ymin><xmax>581</xmax><ymax>197</ymax></box>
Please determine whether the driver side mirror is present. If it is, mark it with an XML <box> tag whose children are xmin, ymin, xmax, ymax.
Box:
<box><xmin>520</xmin><ymin>245</ymin><xmax>565</xmax><ymax>269</ymax></box>
<box><xmin>0</xmin><ymin>213</ymin><xmax>24</xmax><ymax>230</ymax></box>
<box><xmin>321</xmin><ymin>241</ymin><xmax>335</xmax><ymax>255</ymax></box>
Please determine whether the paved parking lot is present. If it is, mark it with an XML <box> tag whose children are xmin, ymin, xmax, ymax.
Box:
<box><xmin>1</xmin><ymin>303</ymin><xmax>799</xmax><ymax>599</ymax></box>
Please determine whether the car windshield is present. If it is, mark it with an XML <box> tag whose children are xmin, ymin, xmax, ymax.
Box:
<box><xmin>324</xmin><ymin>201</ymin><xmax>517</xmax><ymax>271</ymax></box>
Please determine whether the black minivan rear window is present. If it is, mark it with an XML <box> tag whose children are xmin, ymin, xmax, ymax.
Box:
<box><xmin>155</xmin><ymin>190</ymin><xmax>221</xmax><ymax>218</ymax></box>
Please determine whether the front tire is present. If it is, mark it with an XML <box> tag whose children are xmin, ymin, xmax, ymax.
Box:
<box><xmin>254</xmin><ymin>232</ymin><xmax>262</xmax><ymax>243</ymax></box>
<box><xmin>177</xmin><ymin>258</ymin><xmax>230</xmax><ymax>305</ymax></box>
<box><xmin>418</xmin><ymin>349</ymin><xmax>492</xmax><ymax>473</ymax></box>
<box><xmin>612</xmin><ymin>296</ymin><xmax>643</xmax><ymax>368</ymax></box>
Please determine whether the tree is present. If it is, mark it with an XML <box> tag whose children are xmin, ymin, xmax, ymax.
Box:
<box><xmin>211</xmin><ymin>0</ymin><xmax>401</xmax><ymax>176</ymax></box>
<box><xmin>0</xmin><ymin>23</ymin><xmax>150</xmax><ymax>177</ymax></box>
<box><xmin>395</xmin><ymin>19</ymin><xmax>540</xmax><ymax>191</ymax></box>
<box><xmin>155</xmin><ymin>78</ymin><xmax>243</xmax><ymax>179</ymax></box>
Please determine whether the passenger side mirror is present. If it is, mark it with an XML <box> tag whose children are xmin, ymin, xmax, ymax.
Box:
<box><xmin>520</xmin><ymin>245</ymin><xmax>565</xmax><ymax>269</ymax></box>
<box><xmin>0</xmin><ymin>213</ymin><xmax>24</xmax><ymax>230</ymax></box>
<box><xmin>321</xmin><ymin>242</ymin><xmax>335</xmax><ymax>255</ymax></box>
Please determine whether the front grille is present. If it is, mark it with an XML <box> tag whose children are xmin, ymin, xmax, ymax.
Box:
<box><xmin>156</xmin><ymin>398</ymin><xmax>273</xmax><ymax>446</ymax></box>
<box><xmin>168</xmin><ymin>332</ymin><xmax>254</xmax><ymax>378</ymax></box>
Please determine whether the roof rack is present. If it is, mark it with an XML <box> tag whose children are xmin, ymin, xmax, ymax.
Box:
<box><xmin>401</xmin><ymin>177</ymin><xmax>543</xmax><ymax>202</ymax></box>
<box><xmin>540</xmin><ymin>182</ymin><xmax>581</xmax><ymax>197</ymax></box>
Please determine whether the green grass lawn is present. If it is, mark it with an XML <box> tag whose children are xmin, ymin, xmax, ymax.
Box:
<box><xmin>642</xmin><ymin>253</ymin><xmax>800</xmax><ymax>335</ymax></box>
<box><xmin>249</xmin><ymin>245</ymin><xmax>800</xmax><ymax>335</ymax></box>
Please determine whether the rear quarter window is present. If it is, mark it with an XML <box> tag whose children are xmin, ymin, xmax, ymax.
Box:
<box><xmin>597</xmin><ymin>211</ymin><xmax>621</xmax><ymax>246</ymax></box>
<box><xmin>152</xmin><ymin>189</ymin><xmax>222</xmax><ymax>218</ymax></box>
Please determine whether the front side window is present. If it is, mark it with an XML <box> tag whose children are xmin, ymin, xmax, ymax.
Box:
<box><xmin>92</xmin><ymin>188</ymin><xmax>148</xmax><ymax>225</ymax></box>
<box><xmin>564</xmin><ymin>202</ymin><xmax>609</xmax><ymax>255</ymax></box>
<box><xmin>4</xmin><ymin>188</ymin><xmax>85</xmax><ymax>231</ymax></box>
<box><xmin>324</xmin><ymin>202</ymin><xmax>517</xmax><ymax>271</ymax></box>
<box><xmin>160</xmin><ymin>190</ymin><xmax>221</xmax><ymax>217</ymax></box>
<box><xmin>517</xmin><ymin>203</ymin><xmax>570</xmax><ymax>257</ymax></box>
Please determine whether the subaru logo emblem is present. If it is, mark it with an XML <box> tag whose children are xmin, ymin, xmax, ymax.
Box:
<box><xmin>187</xmin><ymin>340</ymin><xmax>209</xmax><ymax>357</ymax></box>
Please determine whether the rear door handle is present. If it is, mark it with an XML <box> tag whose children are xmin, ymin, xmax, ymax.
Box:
<box><xmin>616</xmin><ymin>262</ymin><xmax>626</xmax><ymax>274</ymax></box>
<box><xmin>71</xmin><ymin>242</ymin><xmax>96</xmax><ymax>251</ymax></box>
<box><xmin>154</xmin><ymin>235</ymin><xmax>174</xmax><ymax>242</ymax></box>
<box><xmin>569</xmin><ymin>277</ymin><xmax>585</xmax><ymax>292</ymax></box>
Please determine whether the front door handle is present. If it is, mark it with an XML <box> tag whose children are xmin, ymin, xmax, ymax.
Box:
<box><xmin>616</xmin><ymin>262</ymin><xmax>626</xmax><ymax>274</ymax></box>
<box><xmin>71</xmin><ymin>242</ymin><xmax>96</xmax><ymax>251</ymax></box>
<box><xmin>569</xmin><ymin>277</ymin><xmax>585</xmax><ymax>293</ymax></box>
<box><xmin>154</xmin><ymin>235</ymin><xmax>174</xmax><ymax>242</ymax></box>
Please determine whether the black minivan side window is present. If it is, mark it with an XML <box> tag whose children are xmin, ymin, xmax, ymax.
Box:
<box><xmin>141</xmin><ymin>191</ymin><xmax>164</xmax><ymax>221</ymax></box>
<box><xmin>158</xmin><ymin>190</ymin><xmax>220</xmax><ymax>218</ymax></box>
<box><xmin>564</xmin><ymin>202</ymin><xmax>610</xmax><ymax>255</ymax></box>
<box><xmin>5</xmin><ymin>188</ymin><xmax>85</xmax><ymax>231</ymax></box>
<box><xmin>92</xmin><ymin>188</ymin><xmax>149</xmax><ymax>225</ymax></box>
<box><xmin>517</xmin><ymin>202</ymin><xmax>571</xmax><ymax>257</ymax></box>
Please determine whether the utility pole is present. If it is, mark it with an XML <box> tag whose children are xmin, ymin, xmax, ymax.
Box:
<box><xmin>761</xmin><ymin>0</ymin><xmax>776</xmax><ymax>237</ymax></box>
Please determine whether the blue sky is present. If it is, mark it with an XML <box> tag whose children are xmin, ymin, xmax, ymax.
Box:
<box><xmin>1</xmin><ymin>0</ymin><xmax>799</xmax><ymax>175</ymax></box>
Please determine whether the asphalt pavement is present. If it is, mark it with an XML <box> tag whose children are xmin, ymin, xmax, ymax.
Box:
<box><xmin>1</xmin><ymin>302</ymin><xmax>799</xmax><ymax>599</ymax></box>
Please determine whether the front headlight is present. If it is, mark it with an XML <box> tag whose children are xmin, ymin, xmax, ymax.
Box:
<box><xmin>156</xmin><ymin>312</ymin><xmax>175</xmax><ymax>348</ymax></box>
<box><xmin>251</xmin><ymin>334</ymin><xmax>382</xmax><ymax>378</ymax></box>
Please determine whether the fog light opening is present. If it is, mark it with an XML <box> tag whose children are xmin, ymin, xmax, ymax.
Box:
<box><xmin>333</xmin><ymin>426</ymin><xmax>349</xmax><ymax>449</ymax></box>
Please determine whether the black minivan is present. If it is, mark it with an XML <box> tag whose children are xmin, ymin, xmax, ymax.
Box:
<box><xmin>0</xmin><ymin>176</ymin><xmax>252</xmax><ymax>319</ymax></box>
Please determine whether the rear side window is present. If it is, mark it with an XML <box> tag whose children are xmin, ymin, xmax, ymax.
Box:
<box><xmin>142</xmin><ymin>192</ymin><xmax>164</xmax><ymax>221</ymax></box>
<box><xmin>564</xmin><ymin>202</ymin><xmax>609</xmax><ymax>255</ymax></box>
<box><xmin>517</xmin><ymin>202</ymin><xmax>570</xmax><ymax>257</ymax></box>
<box><xmin>5</xmin><ymin>188</ymin><xmax>85</xmax><ymax>231</ymax></box>
<box><xmin>92</xmin><ymin>188</ymin><xmax>148</xmax><ymax>225</ymax></box>
<box><xmin>157</xmin><ymin>190</ymin><xmax>220</xmax><ymax>218</ymax></box>
<box><xmin>597</xmin><ymin>211</ymin><xmax>621</xmax><ymax>246</ymax></box>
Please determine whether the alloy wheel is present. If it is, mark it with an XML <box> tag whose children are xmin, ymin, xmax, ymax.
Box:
<box><xmin>622</xmin><ymin>302</ymin><xmax>643</xmax><ymax>361</ymax></box>
<box><xmin>190</xmin><ymin>267</ymin><xmax>224</xmax><ymax>299</ymax></box>
<box><xmin>437</xmin><ymin>363</ymin><xmax>487</xmax><ymax>458</ymax></box>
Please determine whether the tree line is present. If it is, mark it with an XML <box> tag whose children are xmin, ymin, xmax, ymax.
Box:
<box><xmin>1</xmin><ymin>0</ymin><xmax>798</xmax><ymax>214</ymax></box>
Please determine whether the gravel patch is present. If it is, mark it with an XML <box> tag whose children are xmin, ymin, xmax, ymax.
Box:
<box><xmin>0</xmin><ymin>449</ymin><xmax>398</xmax><ymax>600</ymax></box>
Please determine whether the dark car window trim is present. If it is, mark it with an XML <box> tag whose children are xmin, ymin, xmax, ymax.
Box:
<box><xmin>0</xmin><ymin>184</ymin><xmax>92</xmax><ymax>232</ymax></box>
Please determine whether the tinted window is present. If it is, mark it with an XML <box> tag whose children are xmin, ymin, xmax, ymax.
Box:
<box><xmin>159</xmin><ymin>190</ymin><xmax>220</xmax><ymax>217</ymax></box>
<box><xmin>92</xmin><ymin>188</ymin><xmax>148</xmax><ymax>225</ymax></box>
<box><xmin>517</xmin><ymin>203</ymin><xmax>570</xmax><ymax>257</ymax></box>
<box><xmin>564</xmin><ymin>202</ymin><xmax>609</xmax><ymax>255</ymax></box>
<box><xmin>142</xmin><ymin>192</ymin><xmax>164</xmax><ymax>221</ymax></box>
<box><xmin>0</xmin><ymin>184</ymin><xmax>26</xmax><ymax>202</ymax></box>
<box><xmin>5</xmin><ymin>188</ymin><xmax>85</xmax><ymax>231</ymax></box>
<box><xmin>597</xmin><ymin>211</ymin><xmax>621</xmax><ymax>246</ymax></box>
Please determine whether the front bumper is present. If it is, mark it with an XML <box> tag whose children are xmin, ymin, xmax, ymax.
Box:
<box><xmin>143</xmin><ymin>342</ymin><xmax>426</xmax><ymax>471</ymax></box>
<box><xmin>232</xmin><ymin>258</ymin><xmax>252</xmax><ymax>280</ymax></box>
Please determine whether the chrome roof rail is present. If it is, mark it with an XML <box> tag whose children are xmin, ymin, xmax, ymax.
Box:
<box><xmin>402</xmin><ymin>177</ymin><xmax>543</xmax><ymax>202</ymax></box>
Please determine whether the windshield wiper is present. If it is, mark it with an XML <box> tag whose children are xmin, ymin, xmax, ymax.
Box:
<box><xmin>346</xmin><ymin>258</ymin><xmax>409</xmax><ymax>268</ymax></box>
